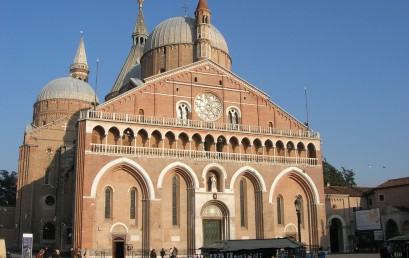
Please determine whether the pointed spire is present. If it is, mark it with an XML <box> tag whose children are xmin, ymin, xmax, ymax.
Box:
<box><xmin>70</xmin><ymin>31</ymin><xmax>90</xmax><ymax>82</ymax></box>
<box><xmin>133</xmin><ymin>0</ymin><xmax>148</xmax><ymax>46</ymax></box>
<box><xmin>196</xmin><ymin>0</ymin><xmax>209</xmax><ymax>10</ymax></box>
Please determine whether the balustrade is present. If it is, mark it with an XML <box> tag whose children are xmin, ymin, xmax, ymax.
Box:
<box><xmin>82</xmin><ymin>110</ymin><xmax>320</xmax><ymax>139</ymax></box>
<box><xmin>89</xmin><ymin>143</ymin><xmax>319</xmax><ymax>166</ymax></box>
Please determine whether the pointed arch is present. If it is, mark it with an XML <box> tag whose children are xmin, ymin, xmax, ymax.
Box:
<box><xmin>157</xmin><ymin>162</ymin><xmax>199</xmax><ymax>189</ymax></box>
<box><xmin>268</xmin><ymin>167</ymin><xmax>320</xmax><ymax>204</ymax></box>
<box><xmin>88</xmin><ymin>158</ymin><xmax>155</xmax><ymax>200</ymax></box>
<box><xmin>229</xmin><ymin>166</ymin><xmax>267</xmax><ymax>192</ymax></box>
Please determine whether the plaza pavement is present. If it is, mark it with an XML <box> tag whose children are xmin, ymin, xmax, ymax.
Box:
<box><xmin>9</xmin><ymin>251</ymin><xmax>381</xmax><ymax>258</ymax></box>
<box><xmin>326</xmin><ymin>253</ymin><xmax>379</xmax><ymax>258</ymax></box>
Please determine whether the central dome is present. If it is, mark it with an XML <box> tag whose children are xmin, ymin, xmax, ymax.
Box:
<box><xmin>143</xmin><ymin>16</ymin><xmax>229</xmax><ymax>54</ymax></box>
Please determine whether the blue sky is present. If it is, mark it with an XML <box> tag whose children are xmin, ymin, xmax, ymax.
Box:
<box><xmin>0</xmin><ymin>0</ymin><xmax>408</xmax><ymax>187</ymax></box>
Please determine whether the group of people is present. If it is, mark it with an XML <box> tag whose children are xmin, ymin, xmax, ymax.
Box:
<box><xmin>35</xmin><ymin>247</ymin><xmax>60</xmax><ymax>258</ymax></box>
<box><xmin>150</xmin><ymin>247</ymin><xmax>178</xmax><ymax>258</ymax></box>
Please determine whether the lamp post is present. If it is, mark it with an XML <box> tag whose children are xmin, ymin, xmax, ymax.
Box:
<box><xmin>294</xmin><ymin>196</ymin><xmax>302</xmax><ymax>242</ymax></box>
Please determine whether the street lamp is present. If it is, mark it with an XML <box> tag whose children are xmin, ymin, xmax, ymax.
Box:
<box><xmin>294</xmin><ymin>196</ymin><xmax>302</xmax><ymax>242</ymax></box>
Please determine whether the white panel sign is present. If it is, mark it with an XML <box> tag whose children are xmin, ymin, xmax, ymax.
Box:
<box><xmin>356</xmin><ymin>208</ymin><xmax>381</xmax><ymax>230</ymax></box>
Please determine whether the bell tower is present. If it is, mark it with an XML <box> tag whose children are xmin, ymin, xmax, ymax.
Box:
<box><xmin>195</xmin><ymin>0</ymin><xmax>211</xmax><ymax>61</ymax></box>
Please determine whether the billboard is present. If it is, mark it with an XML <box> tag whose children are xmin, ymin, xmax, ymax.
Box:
<box><xmin>356</xmin><ymin>208</ymin><xmax>381</xmax><ymax>231</ymax></box>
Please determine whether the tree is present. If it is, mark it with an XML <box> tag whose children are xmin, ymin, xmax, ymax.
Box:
<box><xmin>0</xmin><ymin>169</ymin><xmax>17</xmax><ymax>206</ymax></box>
<box><xmin>323</xmin><ymin>159</ymin><xmax>357</xmax><ymax>187</ymax></box>
<box><xmin>341</xmin><ymin>167</ymin><xmax>357</xmax><ymax>187</ymax></box>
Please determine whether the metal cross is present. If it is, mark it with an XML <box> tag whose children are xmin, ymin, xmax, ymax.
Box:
<box><xmin>182</xmin><ymin>1</ymin><xmax>189</xmax><ymax>17</ymax></box>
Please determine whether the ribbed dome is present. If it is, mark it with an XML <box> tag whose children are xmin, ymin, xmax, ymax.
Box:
<box><xmin>143</xmin><ymin>16</ymin><xmax>229</xmax><ymax>54</ymax></box>
<box><xmin>36</xmin><ymin>77</ymin><xmax>98</xmax><ymax>103</ymax></box>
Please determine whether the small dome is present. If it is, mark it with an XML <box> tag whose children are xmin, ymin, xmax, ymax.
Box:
<box><xmin>143</xmin><ymin>16</ymin><xmax>229</xmax><ymax>54</ymax></box>
<box><xmin>36</xmin><ymin>77</ymin><xmax>98</xmax><ymax>103</ymax></box>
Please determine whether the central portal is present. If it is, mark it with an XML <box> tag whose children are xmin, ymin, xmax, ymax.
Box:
<box><xmin>203</xmin><ymin>219</ymin><xmax>221</xmax><ymax>246</ymax></box>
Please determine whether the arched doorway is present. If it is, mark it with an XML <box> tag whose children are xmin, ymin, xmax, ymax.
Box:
<box><xmin>385</xmin><ymin>219</ymin><xmax>399</xmax><ymax>240</ymax></box>
<box><xmin>329</xmin><ymin>218</ymin><xmax>344</xmax><ymax>253</ymax></box>
<box><xmin>201</xmin><ymin>202</ymin><xmax>230</xmax><ymax>246</ymax></box>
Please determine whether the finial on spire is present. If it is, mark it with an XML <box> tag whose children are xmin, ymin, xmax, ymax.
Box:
<box><xmin>138</xmin><ymin>0</ymin><xmax>143</xmax><ymax>8</ymax></box>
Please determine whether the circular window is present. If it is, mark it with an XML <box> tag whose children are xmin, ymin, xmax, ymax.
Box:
<box><xmin>45</xmin><ymin>195</ymin><xmax>55</xmax><ymax>206</ymax></box>
<box><xmin>194</xmin><ymin>92</ymin><xmax>223</xmax><ymax>121</ymax></box>
<box><xmin>46</xmin><ymin>147</ymin><xmax>52</xmax><ymax>155</ymax></box>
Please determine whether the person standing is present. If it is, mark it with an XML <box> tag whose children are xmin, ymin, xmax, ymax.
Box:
<box><xmin>160</xmin><ymin>248</ymin><xmax>165</xmax><ymax>258</ymax></box>
<box><xmin>52</xmin><ymin>249</ymin><xmax>60</xmax><ymax>258</ymax></box>
<box><xmin>172</xmin><ymin>247</ymin><xmax>178</xmax><ymax>258</ymax></box>
<box><xmin>36</xmin><ymin>249</ymin><xmax>45</xmax><ymax>258</ymax></box>
<box><xmin>150</xmin><ymin>249</ymin><xmax>157</xmax><ymax>258</ymax></box>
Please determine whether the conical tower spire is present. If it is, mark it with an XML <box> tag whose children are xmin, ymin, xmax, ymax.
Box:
<box><xmin>133</xmin><ymin>0</ymin><xmax>148</xmax><ymax>46</ymax></box>
<box><xmin>105</xmin><ymin>0</ymin><xmax>149</xmax><ymax>100</ymax></box>
<box><xmin>70</xmin><ymin>31</ymin><xmax>90</xmax><ymax>82</ymax></box>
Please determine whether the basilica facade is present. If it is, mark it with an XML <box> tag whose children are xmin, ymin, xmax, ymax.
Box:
<box><xmin>15</xmin><ymin>0</ymin><xmax>327</xmax><ymax>257</ymax></box>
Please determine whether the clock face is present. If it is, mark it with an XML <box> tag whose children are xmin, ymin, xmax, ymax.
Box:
<box><xmin>194</xmin><ymin>92</ymin><xmax>223</xmax><ymax>121</ymax></box>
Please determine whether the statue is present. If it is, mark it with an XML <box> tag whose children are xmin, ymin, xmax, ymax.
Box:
<box><xmin>210</xmin><ymin>175</ymin><xmax>217</xmax><ymax>192</ymax></box>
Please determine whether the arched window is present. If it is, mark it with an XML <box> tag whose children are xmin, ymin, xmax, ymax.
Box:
<box><xmin>122</xmin><ymin>128</ymin><xmax>134</xmax><ymax>146</ymax></box>
<box><xmin>44</xmin><ymin>169</ymin><xmax>50</xmax><ymax>185</ymax></box>
<box><xmin>227</xmin><ymin>108</ymin><xmax>240</xmax><ymax>126</ymax></box>
<box><xmin>204</xmin><ymin>135</ymin><xmax>215</xmax><ymax>152</ymax></box>
<box><xmin>105</xmin><ymin>188</ymin><xmax>112</xmax><ymax>219</ymax></box>
<box><xmin>151</xmin><ymin>131</ymin><xmax>162</xmax><ymax>148</ymax></box>
<box><xmin>307</xmin><ymin>143</ymin><xmax>317</xmax><ymax>165</ymax></box>
<box><xmin>130</xmin><ymin>189</ymin><xmax>137</xmax><ymax>220</ymax></box>
<box><xmin>172</xmin><ymin>176</ymin><xmax>179</xmax><ymax>226</ymax></box>
<box><xmin>241</xmin><ymin>138</ymin><xmax>251</xmax><ymax>154</ymax></box>
<box><xmin>307</xmin><ymin>143</ymin><xmax>317</xmax><ymax>158</ymax></box>
<box><xmin>92</xmin><ymin>126</ymin><xmax>105</xmax><ymax>144</ymax></box>
<box><xmin>42</xmin><ymin>223</ymin><xmax>55</xmax><ymax>240</ymax></box>
<box><xmin>177</xmin><ymin>102</ymin><xmax>190</xmax><ymax>123</ymax></box>
<box><xmin>192</xmin><ymin>134</ymin><xmax>202</xmax><ymax>151</ymax></box>
<box><xmin>216</xmin><ymin>136</ymin><xmax>226</xmax><ymax>153</ymax></box>
<box><xmin>137</xmin><ymin>129</ymin><xmax>148</xmax><ymax>147</ymax></box>
<box><xmin>165</xmin><ymin>132</ymin><xmax>176</xmax><ymax>149</ymax></box>
<box><xmin>229</xmin><ymin>137</ymin><xmax>239</xmax><ymax>154</ymax></box>
<box><xmin>107</xmin><ymin>127</ymin><xmax>120</xmax><ymax>145</ymax></box>
<box><xmin>277</xmin><ymin>195</ymin><xmax>284</xmax><ymax>225</ymax></box>
<box><xmin>276</xmin><ymin>141</ymin><xmax>285</xmax><ymax>157</ymax></box>
<box><xmin>240</xmin><ymin>179</ymin><xmax>247</xmax><ymax>227</ymax></box>
<box><xmin>203</xmin><ymin>16</ymin><xmax>208</xmax><ymax>24</ymax></box>
<box><xmin>177</xmin><ymin>133</ymin><xmax>189</xmax><ymax>150</ymax></box>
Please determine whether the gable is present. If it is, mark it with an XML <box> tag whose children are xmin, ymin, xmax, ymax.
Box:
<box><xmin>97</xmin><ymin>60</ymin><xmax>308</xmax><ymax>131</ymax></box>
<box><xmin>24</xmin><ymin>116</ymin><xmax>77</xmax><ymax>146</ymax></box>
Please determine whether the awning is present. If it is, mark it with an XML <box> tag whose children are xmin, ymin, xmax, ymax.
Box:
<box><xmin>387</xmin><ymin>234</ymin><xmax>409</xmax><ymax>241</ymax></box>
<box><xmin>200</xmin><ymin>238</ymin><xmax>304</xmax><ymax>252</ymax></box>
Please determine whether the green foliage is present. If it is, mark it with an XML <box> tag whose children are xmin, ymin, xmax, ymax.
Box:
<box><xmin>323</xmin><ymin>159</ymin><xmax>357</xmax><ymax>187</ymax></box>
<box><xmin>0</xmin><ymin>169</ymin><xmax>17</xmax><ymax>206</ymax></box>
